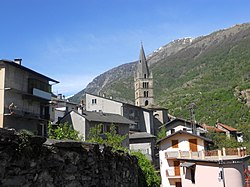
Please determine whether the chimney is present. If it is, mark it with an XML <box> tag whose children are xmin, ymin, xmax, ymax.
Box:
<box><xmin>14</xmin><ymin>58</ymin><xmax>22</xmax><ymax>65</ymax></box>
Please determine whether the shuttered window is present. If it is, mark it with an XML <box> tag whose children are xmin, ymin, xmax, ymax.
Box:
<box><xmin>172</xmin><ymin>140</ymin><xmax>178</xmax><ymax>148</ymax></box>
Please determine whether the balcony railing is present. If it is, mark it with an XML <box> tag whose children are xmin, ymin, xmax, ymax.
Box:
<box><xmin>165</xmin><ymin>147</ymin><xmax>248</xmax><ymax>160</ymax></box>
<box><xmin>165</xmin><ymin>168</ymin><xmax>180</xmax><ymax>178</ymax></box>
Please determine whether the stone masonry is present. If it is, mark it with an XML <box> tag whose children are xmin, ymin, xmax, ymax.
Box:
<box><xmin>0</xmin><ymin>128</ymin><xmax>144</xmax><ymax>187</ymax></box>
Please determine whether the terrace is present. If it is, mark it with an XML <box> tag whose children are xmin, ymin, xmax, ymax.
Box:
<box><xmin>165</xmin><ymin>147</ymin><xmax>248</xmax><ymax>161</ymax></box>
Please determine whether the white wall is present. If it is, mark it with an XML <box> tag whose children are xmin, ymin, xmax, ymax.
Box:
<box><xmin>130</xmin><ymin>142</ymin><xmax>152</xmax><ymax>160</ymax></box>
<box><xmin>143</xmin><ymin>111</ymin><xmax>151</xmax><ymax>134</ymax></box>
<box><xmin>159</xmin><ymin>133</ymin><xmax>205</xmax><ymax>187</ymax></box>
<box><xmin>70</xmin><ymin>112</ymin><xmax>86</xmax><ymax>140</ymax></box>
<box><xmin>86</xmin><ymin>94</ymin><xmax>122</xmax><ymax>115</ymax></box>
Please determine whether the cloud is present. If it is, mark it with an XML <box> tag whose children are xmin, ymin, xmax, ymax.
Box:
<box><xmin>52</xmin><ymin>74</ymin><xmax>96</xmax><ymax>97</ymax></box>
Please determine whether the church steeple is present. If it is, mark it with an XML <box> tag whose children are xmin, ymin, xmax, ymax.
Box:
<box><xmin>137</xmin><ymin>44</ymin><xmax>150</xmax><ymax>79</ymax></box>
<box><xmin>134</xmin><ymin>44</ymin><xmax>154</xmax><ymax>107</ymax></box>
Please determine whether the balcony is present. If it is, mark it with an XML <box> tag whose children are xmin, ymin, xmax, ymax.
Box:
<box><xmin>165</xmin><ymin>147</ymin><xmax>248</xmax><ymax>160</ymax></box>
<box><xmin>33</xmin><ymin>88</ymin><xmax>51</xmax><ymax>100</ymax></box>
<box><xmin>165</xmin><ymin>168</ymin><xmax>181</xmax><ymax>178</ymax></box>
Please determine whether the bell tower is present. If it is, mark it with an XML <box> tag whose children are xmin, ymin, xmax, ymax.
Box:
<box><xmin>134</xmin><ymin>44</ymin><xmax>154</xmax><ymax>107</ymax></box>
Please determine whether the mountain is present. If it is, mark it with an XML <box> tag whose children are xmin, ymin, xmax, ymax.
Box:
<box><xmin>70</xmin><ymin>23</ymin><xmax>250</xmax><ymax>127</ymax></box>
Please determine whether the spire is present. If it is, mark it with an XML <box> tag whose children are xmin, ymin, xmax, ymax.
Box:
<box><xmin>137</xmin><ymin>43</ymin><xmax>150</xmax><ymax>78</ymax></box>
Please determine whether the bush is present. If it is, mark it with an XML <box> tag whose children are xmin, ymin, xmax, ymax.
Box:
<box><xmin>48</xmin><ymin>122</ymin><xmax>80</xmax><ymax>140</ymax></box>
<box><xmin>130</xmin><ymin>152</ymin><xmax>160</xmax><ymax>187</ymax></box>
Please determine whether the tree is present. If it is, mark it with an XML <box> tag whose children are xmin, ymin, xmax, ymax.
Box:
<box><xmin>48</xmin><ymin>122</ymin><xmax>80</xmax><ymax>140</ymax></box>
<box><xmin>88</xmin><ymin>124</ymin><xmax>160</xmax><ymax>187</ymax></box>
<box><xmin>88</xmin><ymin>124</ymin><xmax>127</xmax><ymax>151</ymax></box>
<box><xmin>205</xmin><ymin>130</ymin><xmax>240</xmax><ymax>149</ymax></box>
<box><xmin>157</xmin><ymin>126</ymin><xmax>167</xmax><ymax>141</ymax></box>
<box><xmin>130</xmin><ymin>152</ymin><xmax>161</xmax><ymax>187</ymax></box>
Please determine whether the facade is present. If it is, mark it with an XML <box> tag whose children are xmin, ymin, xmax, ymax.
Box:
<box><xmin>129</xmin><ymin>131</ymin><xmax>156</xmax><ymax>161</ymax></box>
<box><xmin>59</xmin><ymin>110</ymin><xmax>134</xmax><ymax>147</ymax></box>
<box><xmin>179</xmin><ymin>155</ymin><xmax>249</xmax><ymax>187</ymax></box>
<box><xmin>50</xmin><ymin>94</ymin><xmax>78</xmax><ymax>124</ymax></box>
<box><xmin>85</xmin><ymin>93</ymin><xmax>154</xmax><ymax>134</ymax></box>
<box><xmin>0</xmin><ymin>59</ymin><xmax>58</xmax><ymax>135</ymax></box>
<box><xmin>160</xmin><ymin>118</ymin><xmax>206</xmax><ymax>137</ymax></box>
<box><xmin>134</xmin><ymin>45</ymin><xmax>154</xmax><ymax>107</ymax></box>
<box><xmin>85</xmin><ymin>92</ymin><xmax>158</xmax><ymax>161</ymax></box>
<box><xmin>157</xmin><ymin>130</ymin><xmax>212</xmax><ymax>187</ymax></box>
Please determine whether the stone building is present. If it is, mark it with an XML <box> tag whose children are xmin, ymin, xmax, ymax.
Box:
<box><xmin>0</xmin><ymin>59</ymin><xmax>58</xmax><ymax>135</ymax></box>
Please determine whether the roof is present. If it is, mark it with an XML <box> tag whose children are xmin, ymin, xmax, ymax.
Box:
<box><xmin>136</xmin><ymin>44</ymin><xmax>150</xmax><ymax>78</ymax></box>
<box><xmin>202</xmin><ymin>124</ymin><xmax>225</xmax><ymax>133</ymax></box>
<box><xmin>216</xmin><ymin>123</ymin><xmax>237</xmax><ymax>132</ymax></box>
<box><xmin>159</xmin><ymin>117</ymin><xmax>202</xmax><ymax>129</ymax></box>
<box><xmin>129</xmin><ymin>131</ymin><xmax>156</xmax><ymax>139</ymax></box>
<box><xmin>65</xmin><ymin>110</ymin><xmax>136</xmax><ymax>125</ymax></box>
<box><xmin>0</xmin><ymin>59</ymin><xmax>59</xmax><ymax>83</ymax></box>
<box><xmin>156</xmin><ymin>130</ymin><xmax>213</xmax><ymax>145</ymax></box>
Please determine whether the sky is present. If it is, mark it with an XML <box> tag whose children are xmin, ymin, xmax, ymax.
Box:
<box><xmin>1</xmin><ymin>0</ymin><xmax>250</xmax><ymax>97</ymax></box>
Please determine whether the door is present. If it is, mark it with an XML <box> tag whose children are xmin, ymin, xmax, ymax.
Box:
<box><xmin>174</xmin><ymin>161</ymin><xmax>180</xmax><ymax>176</ymax></box>
<box><xmin>176</xmin><ymin>182</ymin><xmax>182</xmax><ymax>187</ymax></box>
<box><xmin>189</xmin><ymin>139</ymin><xmax>198</xmax><ymax>152</ymax></box>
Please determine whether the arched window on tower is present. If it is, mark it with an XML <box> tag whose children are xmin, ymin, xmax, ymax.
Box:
<box><xmin>144</xmin><ymin>91</ymin><xmax>149</xmax><ymax>97</ymax></box>
<box><xmin>145</xmin><ymin>100</ymin><xmax>149</xmax><ymax>106</ymax></box>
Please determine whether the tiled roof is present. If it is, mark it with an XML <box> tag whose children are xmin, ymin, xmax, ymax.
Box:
<box><xmin>202</xmin><ymin>124</ymin><xmax>225</xmax><ymax>133</ymax></box>
<box><xmin>217</xmin><ymin>123</ymin><xmax>237</xmax><ymax>131</ymax></box>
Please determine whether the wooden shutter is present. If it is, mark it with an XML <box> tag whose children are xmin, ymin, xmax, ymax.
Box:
<box><xmin>172</xmin><ymin>140</ymin><xmax>179</xmax><ymax>148</ymax></box>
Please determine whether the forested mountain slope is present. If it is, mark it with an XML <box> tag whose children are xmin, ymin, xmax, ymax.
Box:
<box><xmin>70</xmin><ymin>23</ymin><xmax>250</xmax><ymax>127</ymax></box>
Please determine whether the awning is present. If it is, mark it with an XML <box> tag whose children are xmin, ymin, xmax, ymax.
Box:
<box><xmin>180</xmin><ymin>162</ymin><xmax>196</xmax><ymax>168</ymax></box>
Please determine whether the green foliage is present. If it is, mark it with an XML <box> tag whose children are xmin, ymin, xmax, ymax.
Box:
<box><xmin>88</xmin><ymin>124</ymin><xmax>127</xmax><ymax>151</ymax></box>
<box><xmin>237</xmin><ymin>123</ymin><xmax>250</xmax><ymax>155</ymax></box>
<box><xmin>130</xmin><ymin>152</ymin><xmax>160</xmax><ymax>187</ymax></box>
<box><xmin>16</xmin><ymin>129</ymin><xmax>34</xmax><ymax>157</ymax></box>
<box><xmin>157</xmin><ymin>126</ymin><xmax>167</xmax><ymax>141</ymax></box>
<box><xmin>88</xmin><ymin>124</ymin><xmax>160</xmax><ymax>186</ymax></box>
<box><xmin>48</xmin><ymin>122</ymin><xmax>80</xmax><ymax>140</ymax></box>
<box><xmin>205</xmin><ymin>131</ymin><xmax>241</xmax><ymax>149</ymax></box>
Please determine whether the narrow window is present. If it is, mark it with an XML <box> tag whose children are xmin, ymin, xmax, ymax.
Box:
<box><xmin>144</xmin><ymin>74</ymin><xmax>147</xmax><ymax>78</ymax></box>
<box><xmin>92</xmin><ymin>99</ymin><xmax>97</xmax><ymax>104</ymax></box>
<box><xmin>191</xmin><ymin>168</ymin><xmax>195</xmax><ymax>183</ymax></box>
<box><xmin>145</xmin><ymin>100</ymin><xmax>148</xmax><ymax>106</ymax></box>
<box><xmin>172</xmin><ymin>140</ymin><xmax>178</xmax><ymax>148</ymax></box>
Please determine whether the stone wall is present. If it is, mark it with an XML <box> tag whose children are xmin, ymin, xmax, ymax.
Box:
<box><xmin>0</xmin><ymin>128</ymin><xmax>145</xmax><ymax>187</ymax></box>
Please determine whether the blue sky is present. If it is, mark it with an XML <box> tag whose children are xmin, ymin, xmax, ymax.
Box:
<box><xmin>1</xmin><ymin>0</ymin><xmax>250</xmax><ymax>97</ymax></box>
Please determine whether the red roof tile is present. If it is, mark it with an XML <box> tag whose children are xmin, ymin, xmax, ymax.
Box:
<box><xmin>217</xmin><ymin>123</ymin><xmax>237</xmax><ymax>132</ymax></box>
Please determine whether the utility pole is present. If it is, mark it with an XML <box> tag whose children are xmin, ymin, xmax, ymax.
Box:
<box><xmin>188</xmin><ymin>102</ymin><xmax>196</xmax><ymax>134</ymax></box>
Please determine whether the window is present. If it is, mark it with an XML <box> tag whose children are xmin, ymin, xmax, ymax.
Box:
<box><xmin>172</xmin><ymin>140</ymin><xmax>178</xmax><ymax>148</ymax></box>
<box><xmin>171</xmin><ymin>129</ymin><xmax>175</xmax><ymax>134</ymax></box>
<box><xmin>144</xmin><ymin>74</ymin><xmax>147</xmax><ymax>78</ymax></box>
<box><xmin>145</xmin><ymin>100</ymin><xmax>148</xmax><ymax>106</ymax></box>
<box><xmin>191</xmin><ymin>168</ymin><xmax>195</xmax><ymax>183</ymax></box>
<box><xmin>28</xmin><ymin>78</ymin><xmax>51</xmax><ymax>93</ymax></box>
<box><xmin>92</xmin><ymin>99</ymin><xmax>97</xmax><ymax>104</ymax></box>
<box><xmin>142</xmin><ymin>82</ymin><xmax>149</xmax><ymax>88</ymax></box>
<box><xmin>144</xmin><ymin>91</ymin><xmax>149</xmax><ymax>97</ymax></box>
